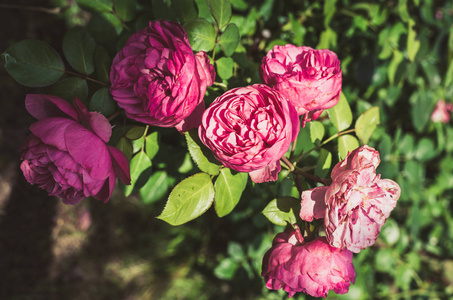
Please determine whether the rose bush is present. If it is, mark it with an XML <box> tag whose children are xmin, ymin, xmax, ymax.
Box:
<box><xmin>110</xmin><ymin>20</ymin><xmax>215</xmax><ymax>131</ymax></box>
<box><xmin>198</xmin><ymin>84</ymin><xmax>299</xmax><ymax>183</ymax></box>
<box><xmin>260</xmin><ymin>45</ymin><xmax>342</xmax><ymax>124</ymax></box>
<box><xmin>20</xmin><ymin>94</ymin><xmax>130</xmax><ymax>205</ymax></box>
<box><xmin>300</xmin><ymin>145</ymin><xmax>401</xmax><ymax>253</ymax></box>
<box><xmin>262</xmin><ymin>229</ymin><xmax>356</xmax><ymax>298</ymax></box>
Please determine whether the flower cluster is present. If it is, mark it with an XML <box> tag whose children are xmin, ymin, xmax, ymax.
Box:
<box><xmin>431</xmin><ymin>99</ymin><xmax>452</xmax><ymax>123</ymax></box>
<box><xmin>263</xmin><ymin>146</ymin><xmax>401</xmax><ymax>297</ymax></box>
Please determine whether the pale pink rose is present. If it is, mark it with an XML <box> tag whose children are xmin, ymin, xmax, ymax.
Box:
<box><xmin>20</xmin><ymin>94</ymin><xmax>131</xmax><ymax>205</ymax></box>
<box><xmin>431</xmin><ymin>99</ymin><xmax>452</xmax><ymax>123</ymax></box>
<box><xmin>260</xmin><ymin>44</ymin><xmax>342</xmax><ymax>124</ymax></box>
<box><xmin>262</xmin><ymin>230</ymin><xmax>356</xmax><ymax>298</ymax></box>
<box><xmin>300</xmin><ymin>145</ymin><xmax>401</xmax><ymax>253</ymax></box>
<box><xmin>110</xmin><ymin>20</ymin><xmax>215</xmax><ymax>131</ymax></box>
<box><xmin>198</xmin><ymin>84</ymin><xmax>299</xmax><ymax>183</ymax></box>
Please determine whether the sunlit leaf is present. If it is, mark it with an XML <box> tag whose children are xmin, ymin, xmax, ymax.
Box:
<box><xmin>407</xmin><ymin>18</ymin><xmax>420</xmax><ymax>62</ymax></box>
<box><xmin>116</xmin><ymin>137</ymin><xmax>133</xmax><ymax>161</ymax></box>
<box><xmin>308</xmin><ymin>121</ymin><xmax>325</xmax><ymax>145</ymax></box>
<box><xmin>207</xmin><ymin>0</ymin><xmax>232</xmax><ymax>29</ymax></box>
<box><xmin>140</xmin><ymin>171</ymin><xmax>170</xmax><ymax>204</ymax></box>
<box><xmin>219</xmin><ymin>23</ymin><xmax>239</xmax><ymax>56</ymax></box>
<box><xmin>214</xmin><ymin>168</ymin><xmax>248</xmax><ymax>217</ymax></box>
<box><xmin>315</xmin><ymin>149</ymin><xmax>332</xmax><ymax>178</ymax></box>
<box><xmin>157</xmin><ymin>173</ymin><xmax>215</xmax><ymax>226</ymax></box>
<box><xmin>185</xmin><ymin>130</ymin><xmax>221</xmax><ymax>175</ymax></box>
<box><xmin>124</xmin><ymin>150</ymin><xmax>152</xmax><ymax>197</ymax></box>
<box><xmin>262</xmin><ymin>197</ymin><xmax>299</xmax><ymax>226</ymax></box>
<box><xmin>145</xmin><ymin>132</ymin><xmax>159</xmax><ymax>161</ymax></box>
<box><xmin>355</xmin><ymin>106</ymin><xmax>380</xmax><ymax>144</ymax></box>
<box><xmin>327</xmin><ymin>92</ymin><xmax>352</xmax><ymax>132</ymax></box>
<box><xmin>338</xmin><ymin>134</ymin><xmax>359</xmax><ymax>160</ymax></box>
<box><xmin>216</xmin><ymin>56</ymin><xmax>234</xmax><ymax>80</ymax></box>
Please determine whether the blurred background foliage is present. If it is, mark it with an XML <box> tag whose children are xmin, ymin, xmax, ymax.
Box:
<box><xmin>1</xmin><ymin>0</ymin><xmax>453</xmax><ymax>299</ymax></box>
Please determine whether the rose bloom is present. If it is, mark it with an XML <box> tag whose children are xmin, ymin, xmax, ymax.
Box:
<box><xmin>300</xmin><ymin>145</ymin><xmax>401</xmax><ymax>253</ymax></box>
<box><xmin>431</xmin><ymin>99</ymin><xmax>452</xmax><ymax>123</ymax></box>
<box><xmin>260</xmin><ymin>44</ymin><xmax>342</xmax><ymax>123</ymax></box>
<box><xmin>199</xmin><ymin>84</ymin><xmax>299</xmax><ymax>183</ymax></box>
<box><xmin>110</xmin><ymin>20</ymin><xmax>215</xmax><ymax>131</ymax></box>
<box><xmin>20</xmin><ymin>94</ymin><xmax>130</xmax><ymax>205</ymax></box>
<box><xmin>262</xmin><ymin>230</ymin><xmax>356</xmax><ymax>298</ymax></box>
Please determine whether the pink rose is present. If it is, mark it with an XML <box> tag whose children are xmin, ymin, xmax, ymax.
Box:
<box><xmin>262</xmin><ymin>230</ymin><xmax>356</xmax><ymax>298</ymax></box>
<box><xmin>431</xmin><ymin>99</ymin><xmax>452</xmax><ymax>123</ymax></box>
<box><xmin>110</xmin><ymin>20</ymin><xmax>215</xmax><ymax>131</ymax></box>
<box><xmin>198</xmin><ymin>84</ymin><xmax>299</xmax><ymax>183</ymax></box>
<box><xmin>20</xmin><ymin>94</ymin><xmax>131</xmax><ymax>205</ymax></box>
<box><xmin>300</xmin><ymin>145</ymin><xmax>401</xmax><ymax>253</ymax></box>
<box><xmin>260</xmin><ymin>44</ymin><xmax>342</xmax><ymax>123</ymax></box>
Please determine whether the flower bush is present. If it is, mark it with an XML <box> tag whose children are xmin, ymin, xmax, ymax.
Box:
<box><xmin>4</xmin><ymin>0</ymin><xmax>451</xmax><ymax>298</ymax></box>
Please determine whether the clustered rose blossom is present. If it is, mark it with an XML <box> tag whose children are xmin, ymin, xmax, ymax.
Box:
<box><xmin>260</xmin><ymin>45</ymin><xmax>342</xmax><ymax>125</ymax></box>
<box><xmin>431</xmin><ymin>99</ymin><xmax>452</xmax><ymax>123</ymax></box>
<box><xmin>20</xmin><ymin>94</ymin><xmax>131</xmax><ymax>205</ymax></box>
<box><xmin>110</xmin><ymin>20</ymin><xmax>215</xmax><ymax>132</ymax></box>
<box><xmin>262</xmin><ymin>229</ymin><xmax>356</xmax><ymax>298</ymax></box>
<box><xmin>300</xmin><ymin>145</ymin><xmax>401</xmax><ymax>253</ymax></box>
<box><xmin>198</xmin><ymin>84</ymin><xmax>299</xmax><ymax>183</ymax></box>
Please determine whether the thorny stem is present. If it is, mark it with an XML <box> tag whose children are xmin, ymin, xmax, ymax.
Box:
<box><xmin>65</xmin><ymin>70</ymin><xmax>109</xmax><ymax>87</ymax></box>
<box><xmin>0</xmin><ymin>4</ymin><xmax>63</xmax><ymax>14</ymax></box>
<box><xmin>293</xmin><ymin>128</ymin><xmax>356</xmax><ymax>163</ymax></box>
<box><xmin>108</xmin><ymin>110</ymin><xmax>121</xmax><ymax>122</ymax></box>
<box><xmin>293</xmin><ymin>169</ymin><xmax>332</xmax><ymax>186</ymax></box>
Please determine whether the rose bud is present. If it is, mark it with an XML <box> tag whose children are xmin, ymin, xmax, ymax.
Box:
<box><xmin>262</xmin><ymin>229</ymin><xmax>356</xmax><ymax>298</ymax></box>
<box><xmin>20</xmin><ymin>94</ymin><xmax>130</xmax><ymax>205</ymax></box>
<box><xmin>299</xmin><ymin>145</ymin><xmax>401</xmax><ymax>253</ymax></box>
<box><xmin>110</xmin><ymin>20</ymin><xmax>215</xmax><ymax>132</ymax></box>
<box><xmin>260</xmin><ymin>44</ymin><xmax>342</xmax><ymax>125</ymax></box>
<box><xmin>431</xmin><ymin>99</ymin><xmax>452</xmax><ymax>123</ymax></box>
<box><xmin>198</xmin><ymin>84</ymin><xmax>299</xmax><ymax>183</ymax></box>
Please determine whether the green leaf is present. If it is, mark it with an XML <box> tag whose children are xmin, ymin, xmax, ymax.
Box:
<box><xmin>87</xmin><ymin>13</ymin><xmax>123</xmax><ymax>44</ymax></box>
<box><xmin>50</xmin><ymin>77</ymin><xmax>88</xmax><ymax>103</ymax></box>
<box><xmin>388</xmin><ymin>50</ymin><xmax>404</xmax><ymax>85</ymax></box>
<box><xmin>308</xmin><ymin>121</ymin><xmax>325</xmax><ymax>145</ymax></box>
<box><xmin>227</xmin><ymin>242</ymin><xmax>245</xmax><ymax>261</ymax></box>
<box><xmin>410</xmin><ymin>90</ymin><xmax>431</xmax><ymax>133</ymax></box>
<box><xmin>219</xmin><ymin>23</ymin><xmax>240</xmax><ymax>57</ymax></box>
<box><xmin>76</xmin><ymin>0</ymin><xmax>113</xmax><ymax>13</ymax></box>
<box><xmin>262</xmin><ymin>197</ymin><xmax>299</xmax><ymax>226</ymax></box>
<box><xmin>62</xmin><ymin>27</ymin><xmax>96</xmax><ymax>75</ymax></box>
<box><xmin>338</xmin><ymin>134</ymin><xmax>359</xmax><ymax>160</ymax></box>
<box><xmin>116</xmin><ymin>137</ymin><xmax>133</xmax><ymax>161</ymax></box>
<box><xmin>355</xmin><ymin>106</ymin><xmax>380</xmax><ymax>144</ymax></box>
<box><xmin>172</xmin><ymin>0</ymin><xmax>198</xmax><ymax>23</ymax></box>
<box><xmin>327</xmin><ymin>92</ymin><xmax>352</xmax><ymax>132</ymax></box>
<box><xmin>145</xmin><ymin>132</ymin><xmax>159</xmax><ymax>161</ymax></box>
<box><xmin>316</xmin><ymin>27</ymin><xmax>337</xmax><ymax>49</ymax></box>
<box><xmin>315</xmin><ymin>149</ymin><xmax>332</xmax><ymax>178</ymax></box>
<box><xmin>157</xmin><ymin>173</ymin><xmax>215</xmax><ymax>226</ymax></box>
<box><xmin>216</xmin><ymin>57</ymin><xmax>234</xmax><ymax>80</ymax></box>
<box><xmin>185</xmin><ymin>130</ymin><xmax>221</xmax><ymax>175</ymax></box>
<box><xmin>126</xmin><ymin>126</ymin><xmax>146</xmax><ymax>140</ymax></box>
<box><xmin>124</xmin><ymin>151</ymin><xmax>152</xmax><ymax>197</ymax></box>
<box><xmin>214</xmin><ymin>168</ymin><xmax>248</xmax><ymax>217</ymax></box>
<box><xmin>207</xmin><ymin>0</ymin><xmax>232</xmax><ymax>29</ymax></box>
<box><xmin>185</xmin><ymin>19</ymin><xmax>216</xmax><ymax>52</ymax></box>
<box><xmin>2</xmin><ymin>40</ymin><xmax>64</xmax><ymax>87</ymax></box>
<box><xmin>152</xmin><ymin>0</ymin><xmax>177</xmax><ymax>20</ymax></box>
<box><xmin>214</xmin><ymin>258</ymin><xmax>239</xmax><ymax>280</ymax></box>
<box><xmin>398</xmin><ymin>0</ymin><xmax>410</xmax><ymax>22</ymax></box>
<box><xmin>90</xmin><ymin>88</ymin><xmax>116</xmax><ymax>116</ymax></box>
<box><xmin>407</xmin><ymin>19</ymin><xmax>420</xmax><ymax>62</ymax></box>
<box><xmin>140</xmin><ymin>171</ymin><xmax>169</xmax><ymax>204</ymax></box>
<box><xmin>113</xmin><ymin>0</ymin><xmax>136</xmax><ymax>22</ymax></box>
<box><xmin>323</xmin><ymin>0</ymin><xmax>337</xmax><ymax>27</ymax></box>
<box><xmin>94</xmin><ymin>46</ymin><xmax>111</xmax><ymax>83</ymax></box>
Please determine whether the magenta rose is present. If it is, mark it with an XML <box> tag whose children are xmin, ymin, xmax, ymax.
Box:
<box><xmin>300</xmin><ymin>145</ymin><xmax>401</xmax><ymax>253</ymax></box>
<box><xmin>431</xmin><ymin>99</ymin><xmax>452</xmax><ymax>123</ymax></box>
<box><xmin>198</xmin><ymin>84</ymin><xmax>299</xmax><ymax>183</ymax></box>
<box><xmin>260</xmin><ymin>44</ymin><xmax>342</xmax><ymax>122</ymax></box>
<box><xmin>20</xmin><ymin>94</ymin><xmax>131</xmax><ymax>205</ymax></box>
<box><xmin>110</xmin><ymin>20</ymin><xmax>215</xmax><ymax>131</ymax></box>
<box><xmin>262</xmin><ymin>229</ymin><xmax>356</xmax><ymax>298</ymax></box>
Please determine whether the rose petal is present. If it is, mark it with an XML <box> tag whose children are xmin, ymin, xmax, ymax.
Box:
<box><xmin>30</xmin><ymin>117</ymin><xmax>76</xmax><ymax>151</ymax></box>
<box><xmin>300</xmin><ymin>186</ymin><xmax>328</xmax><ymax>222</ymax></box>
<box><xmin>249</xmin><ymin>160</ymin><xmax>281</xmax><ymax>183</ymax></box>
<box><xmin>107</xmin><ymin>145</ymin><xmax>131</xmax><ymax>185</ymax></box>
<box><xmin>25</xmin><ymin>94</ymin><xmax>79</xmax><ymax>121</ymax></box>
<box><xmin>64</xmin><ymin>123</ymin><xmax>112</xmax><ymax>180</ymax></box>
